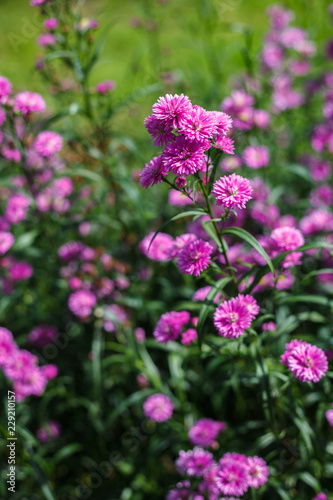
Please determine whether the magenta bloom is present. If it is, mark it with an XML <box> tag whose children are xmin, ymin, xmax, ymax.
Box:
<box><xmin>68</xmin><ymin>290</ymin><xmax>97</xmax><ymax>319</ymax></box>
<box><xmin>34</xmin><ymin>131</ymin><xmax>63</xmax><ymax>157</ymax></box>
<box><xmin>96</xmin><ymin>80</ymin><xmax>116</xmax><ymax>94</ymax></box>
<box><xmin>139</xmin><ymin>156</ymin><xmax>166</xmax><ymax>188</ymax></box>
<box><xmin>162</xmin><ymin>136</ymin><xmax>206</xmax><ymax>176</ymax></box>
<box><xmin>176</xmin><ymin>447</ymin><xmax>215</xmax><ymax>477</ymax></box>
<box><xmin>139</xmin><ymin>232</ymin><xmax>174</xmax><ymax>262</ymax></box>
<box><xmin>262</xmin><ymin>321</ymin><xmax>277</xmax><ymax>332</ymax></box>
<box><xmin>242</xmin><ymin>146</ymin><xmax>269</xmax><ymax>169</ymax></box>
<box><xmin>0</xmin><ymin>76</ymin><xmax>12</xmax><ymax>101</ymax></box>
<box><xmin>178</xmin><ymin>106</ymin><xmax>217</xmax><ymax>142</ymax></box>
<box><xmin>326</xmin><ymin>407</ymin><xmax>333</xmax><ymax>427</ymax></box>
<box><xmin>5</xmin><ymin>194</ymin><xmax>31</xmax><ymax>224</ymax></box>
<box><xmin>271</xmin><ymin>226</ymin><xmax>304</xmax><ymax>252</ymax></box>
<box><xmin>193</xmin><ymin>286</ymin><xmax>221</xmax><ymax>304</ymax></box>
<box><xmin>246</xmin><ymin>456</ymin><xmax>269</xmax><ymax>489</ymax></box>
<box><xmin>38</xmin><ymin>33</ymin><xmax>57</xmax><ymax>47</ymax></box>
<box><xmin>0</xmin><ymin>327</ymin><xmax>17</xmax><ymax>367</ymax></box>
<box><xmin>143</xmin><ymin>393</ymin><xmax>173</xmax><ymax>422</ymax></box>
<box><xmin>44</xmin><ymin>18</ymin><xmax>59</xmax><ymax>30</ymax></box>
<box><xmin>58</xmin><ymin>241</ymin><xmax>85</xmax><ymax>262</ymax></box>
<box><xmin>214</xmin><ymin>135</ymin><xmax>235</xmax><ymax>154</ymax></box>
<box><xmin>214</xmin><ymin>296</ymin><xmax>252</xmax><ymax>338</ymax></box>
<box><xmin>0</xmin><ymin>231</ymin><xmax>15</xmax><ymax>254</ymax></box>
<box><xmin>282</xmin><ymin>341</ymin><xmax>328</xmax><ymax>383</ymax></box>
<box><xmin>212</xmin><ymin>174</ymin><xmax>253</xmax><ymax>210</ymax></box>
<box><xmin>189</xmin><ymin>418</ymin><xmax>226</xmax><ymax>447</ymax></box>
<box><xmin>237</xmin><ymin>294</ymin><xmax>260</xmax><ymax>319</ymax></box>
<box><xmin>28</xmin><ymin>325</ymin><xmax>59</xmax><ymax>348</ymax></box>
<box><xmin>312</xmin><ymin>494</ymin><xmax>329</xmax><ymax>500</ymax></box>
<box><xmin>152</xmin><ymin>93</ymin><xmax>192</xmax><ymax>128</ymax></box>
<box><xmin>30</xmin><ymin>0</ymin><xmax>48</xmax><ymax>5</ymax></box>
<box><xmin>215</xmin><ymin>461</ymin><xmax>249</xmax><ymax>496</ymax></box>
<box><xmin>181</xmin><ymin>328</ymin><xmax>198</xmax><ymax>345</ymax></box>
<box><xmin>144</xmin><ymin>114</ymin><xmax>174</xmax><ymax>147</ymax></box>
<box><xmin>177</xmin><ymin>239</ymin><xmax>213</xmax><ymax>277</ymax></box>
<box><xmin>9</xmin><ymin>261</ymin><xmax>33</xmax><ymax>281</ymax></box>
<box><xmin>14</xmin><ymin>92</ymin><xmax>46</xmax><ymax>115</ymax></box>
<box><xmin>153</xmin><ymin>310</ymin><xmax>190</xmax><ymax>344</ymax></box>
<box><xmin>167</xmin><ymin>233</ymin><xmax>197</xmax><ymax>260</ymax></box>
<box><xmin>37</xmin><ymin>420</ymin><xmax>61</xmax><ymax>443</ymax></box>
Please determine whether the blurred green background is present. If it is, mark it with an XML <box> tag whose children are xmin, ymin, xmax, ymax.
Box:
<box><xmin>0</xmin><ymin>0</ymin><xmax>332</xmax><ymax>141</ymax></box>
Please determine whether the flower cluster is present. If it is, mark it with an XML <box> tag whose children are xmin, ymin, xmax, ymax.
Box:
<box><xmin>0</xmin><ymin>327</ymin><xmax>57</xmax><ymax>401</ymax></box>
<box><xmin>153</xmin><ymin>310</ymin><xmax>198</xmax><ymax>345</ymax></box>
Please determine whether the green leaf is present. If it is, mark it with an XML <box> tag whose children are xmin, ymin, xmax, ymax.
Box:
<box><xmin>222</xmin><ymin>227</ymin><xmax>275</xmax><ymax>276</ymax></box>
<box><xmin>13</xmin><ymin>230</ymin><xmax>39</xmax><ymax>251</ymax></box>
<box><xmin>148</xmin><ymin>209</ymin><xmax>206</xmax><ymax>251</ymax></box>
<box><xmin>278</xmin><ymin>294</ymin><xmax>331</xmax><ymax>307</ymax></box>
<box><xmin>107</xmin><ymin>389</ymin><xmax>152</xmax><ymax>426</ymax></box>
<box><xmin>66</xmin><ymin>167</ymin><xmax>105</xmax><ymax>184</ymax></box>
<box><xmin>297</xmin><ymin>472</ymin><xmax>321</xmax><ymax>490</ymax></box>
<box><xmin>53</xmin><ymin>443</ymin><xmax>82</xmax><ymax>464</ymax></box>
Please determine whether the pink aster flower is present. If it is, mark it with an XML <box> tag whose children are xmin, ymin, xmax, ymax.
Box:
<box><xmin>30</xmin><ymin>0</ymin><xmax>48</xmax><ymax>5</ymax></box>
<box><xmin>168</xmin><ymin>190</ymin><xmax>194</xmax><ymax>206</ymax></box>
<box><xmin>215</xmin><ymin>461</ymin><xmax>249</xmax><ymax>497</ymax></box>
<box><xmin>262</xmin><ymin>43</ymin><xmax>284</xmax><ymax>69</ymax></box>
<box><xmin>34</xmin><ymin>131</ymin><xmax>63</xmax><ymax>157</ymax></box>
<box><xmin>14</xmin><ymin>92</ymin><xmax>46</xmax><ymax>115</ymax></box>
<box><xmin>167</xmin><ymin>233</ymin><xmax>197</xmax><ymax>260</ymax></box>
<box><xmin>5</xmin><ymin>194</ymin><xmax>31</xmax><ymax>225</ymax></box>
<box><xmin>68</xmin><ymin>290</ymin><xmax>97</xmax><ymax>319</ymax></box>
<box><xmin>0</xmin><ymin>327</ymin><xmax>17</xmax><ymax>367</ymax></box>
<box><xmin>162</xmin><ymin>136</ymin><xmax>206</xmax><ymax>176</ymax></box>
<box><xmin>262</xmin><ymin>321</ymin><xmax>277</xmax><ymax>332</ymax></box>
<box><xmin>189</xmin><ymin>418</ymin><xmax>226</xmax><ymax>447</ymax></box>
<box><xmin>153</xmin><ymin>310</ymin><xmax>190</xmax><ymax>344</ymax></box>
<box><xmin>1</xmin><ymin>145</ymin><xmax>21</xmax><ymax>163</ymax></box>
<box><xmin>139</xmin><ymin>232</ymin><xmax>174</xmax><ymax>262</ymax></box>
<box><xmin>181</xmin><ymin>328</ymin><xmax>198</xmax><ymax>345</ymax></box>
<box><xmin>176</xmin><ymin>447</ymin><xmax>215</xmax><ymax>477</ymax></box>
<box><xmin>152</xmin><ymin>93</ymin><xmax>192</xmax><ymax>128</ymax></box>
<box><xmin>325</xmin><ymin>406</ymin><xmax>333</xmax><ymax>427</ymax></box>
<box><xmin>253</xmin><ymin>109</ymin><xmax>270</xmax><ymax>128</ymax></box>
<box><xmin>312</xmin><ymin>494</ymin><xmax>329</xmax><ymax>500</ymax></box>
<box><xmin>9</xmin><ymin>261</ymin><xmax>33</xmax><ymax>281</ymax></box>
<box><xmin>44</xmin><ymin>18</ymin><xmax>59</xmax><ymax>30</ymax></box>
<box><xmin>178</xmin><ymin>106</ymin><xmax>217</xmax><ymax>142</ymax></box>
<box><xmin>237</xmin><ymin>294</ymin><xmax>259</xmax><ymax>319</ymax></box>
<box><xmin>242</xmin><ymin>146</ymin><xmax>269</xmax><ymax>169</ymax></box>
<box><xmin>271</xmin><ymin>226</ymin><xmax>304</xmax><ymax>252</ymax></box>
<box><xmin>177</xmin><ymin>239</ymin><xmax>213</xmax><ymax>277</ymax></box>
<box><xmin>144</xmin><ymin>114</ymin><xmax>174</xmax><ymax>147</ymax></box>
<box><xmin>143</xmin><ymin>393</ymin><xmax>173</xmax><ymax>422</ymax></box>
<box><xmin>37</xmin><ymin>420</ymin><xmax>61</xmax><ymax>443</ymax></box>
<box><xmin>28</xmin><ymin>325</ymin><xmax>59</xmax><ymax>348</ymax></box>
<box><xmin>212</xmin><ymin>174</ymin><xmax>253</xmax><ymax>210</ymax></box>
<box><xmin>193</xmin><ymin>286</ymin><xmax>221</xmax><ymax>304</ymax></box>
<box><xmin>246</xmin><ymin>456</ymin><xmax>269</xmax><ymax>489</ymax></box>
<box><xmin>267</xmin><ymin>4</ymin><xmax>294</xmax><ymax>30</ymax></box>
<box><xmin>0</xmin><ymin>76</ymin><xmax>12</xmax><ymax>102</ymax></box>
<box><xmin>139</xmin><ymin>156</ymin><xmax>166</xmax><ymax>188</ymax></box>
<box><xmin>310</xmin><ymin>185</ymin><xmax>333</xmax><ymax>207</ymax></box>
<box><xmin>283</xmin><ymin>341</ymin><xmax>328</xmax><ymax>383</ymax></box>
<box><xmin>214</xmin><ymin>297</ymin><xmax>252</xmax><ymax>338</ymax></box>
<box><xmin>0</xmin><ymin>231</ymin><xmax>15</xmax><ymax>254</ymax></box>
<box><xmin>38</xmin><ymin>33</ymin><xmax>56</xmax><ymax>47</ymax></box>
<box><xmin>220</xmin><ymin>155</ymin><xmax>242</xmax><ymax>172</ymax></box>
<box><xmin>211</xmin><ymin>111</ymin><xmax>233</xmax><ymax>136</ymax></box>
<box><xmin>214</xmin><ymin>135</ymin><xmax>235</xmax><ymax>154</ymax></box>
<box><xmin>96</xmin><ymin>80</ymin><xmax>116</xmax><ymax>94</ymax></box>
<box><xmin>58</xmin><ymin>241</ymin><xmax>84</xmax><ymax>262</ymax></box>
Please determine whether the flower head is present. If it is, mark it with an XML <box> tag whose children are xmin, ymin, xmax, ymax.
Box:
<box><xmin>96</xmin><ymin>80</ymin><xmax>116</xmax><ymax>94</ymax></box>
<box><xmin>176</xmin><ymin>447</ymin><xmax>215</xmax><ymax>477</ymax></box>
<box><xmin>215</xmin><ymin>461</ymin><xmax>249</xmax><ymax>497</ymax></box>
<box><xmin>246</xmin><ymin>456</ymin><xmax>269</xmax><ymax>489</ymax></box>
<box><xmin>178</xmin><ymin>106</ymin><xmax>217</xmax><ymax>142</ymax></box>
<box><xmin>212</xmin><ymin>174</ymin><xmax>253</xmax><ymax>210</ymax></box>
<box><xmin>214</xmin><ymin>296</ymin><xmax>252</xmax><ymax>338</ymax></box>
<box><xmin>139</xmin><ymin>156</ymin><xmax>166</xmax><ymax>188</ymax></box>
<box><xmin>153</xmin><ymin>310</ymin><xmax>190</xmax><ymax>344</ymax></box>
<box><xmin>0</xmin><ymin>231</ymin><xmax>15</xmax><ymax>255</ymax></box>
<box><xmin>162</xmin><ymin>136</ymin><xmax>206</xmax><ymax>176</ymax></box>
<box><xmin>189</xmin><ymin>418</ymin><xmax>226</xmax><ymax>447</ymax></box>
<box><xmin>177</xmin><ymin>239</ymin><xmax>213</xmax><ymax>277</ymax></box>
<box><xmin>282</xmin><ymin>341</ymin><xmax>328</xmax><ymax>383</ymax></box>
<box><xmin>152</xmin><ymin>93</ymin><xmax>192</xmax><ymax>128</ymax></box>
<box><xmin>139</xmin><ymin>232</ymin><xmax>174</xmax><ymax>261</ymax></box>
<box><xmin>242</xmin><ymin>146</ymin><xmax>269</xmax><ymax>169</ymax></box>
<box><xmin>34</xmin><ymin>131</ymin><xmax>63</xmax><ymax>157</ymax></box>
<box><xmin>271</xmin><ymin>226</ymin><xmax>304</xmax><ymax>252</ymax></box>
<box><xmin>143</xmin><ymin>393</ymin><xmax>173</xmax><ymax>422</ymax></box>
<box><xmin>14</xmin><ymin>92</ymin><xmax>46</xmax><ymax>115</ymax></box>
<box><xmin>68</xmin><ymin>290</ymin><xmax>97</xmax><ymax>319</ymax></box>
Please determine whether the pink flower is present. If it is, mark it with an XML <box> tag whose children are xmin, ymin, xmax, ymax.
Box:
<box><xmin>310</xmin><ymin>185</ymin><xmax>333</xmax><ymax>207</ymax></box>
<box><xmin>253</xmin><ymin>109</ymin><xmax>270</xmax><ymax>128</ymax></box>
<box><xmin>143</xmin><ymin>393</ymin><xmax>173</xmax><ymax>422</ymax></box>
<box><xmin>237</xmin><ymin>294</ymin><xmax>259</xmax><ymax>319</ymax></box>
<box><xmin>214</xmin><ymin>296</ymin><xmax>252</xmax><ymax>338</ymax></box>
<box><xmin>1</xmin><ymin>145</ymin><xmax>21</xmax><ymax>163</ymax></box>
<box><xmin>139</xmin><ymin>232</ymin><xmax>174</xmax><ymax>262</ymax></box>
<box><xmin>193</xmin><ymin>286</ymin><xmax>221</xmax><ymax>303</ymax></box>
<box><xmin>68</xmin><ymin>290</ymin><xmax>97</xmax><ymax>319</ymax></box>
<box><xmin>0</xmin><ymin>231</ymin><xmax>15</xmax><ymax>254</ymax></box>
<box><xmin>153</xmin><ymin>310</ymin><xmax>190</xmax><ymax>344</ymax></box>
<box><xmin>162</xmin><ymin>136</ymin><xmax>206</xmax><ymax>176</ymax></box>
<box><xmin>152</xmin><ymin>93</ymin><xmax>192</xmax><ymax>128</ymax></box>
<box><xmin>30</xmin><ymin>0</ymin><xmax>48</xmax><ymax>5</ymax></box>
<box><xmin>167</xmin><ymin>233</ymin><xmax>197</xmax><ymax>260</ymax></box>
<box><xmin>178</xmin><ymin>106</ymin><xmax>217</xmax><ymax>142</ymax></box>
<box><xmin>271</xmin><ymin>226</ymin><xmax>304</xmax><ymax>252</ymax></box>
<box><xmin>144</xmin><ymin>114</ymin><xmax>174</xmax><ymax>147</ymax></box>
<box><xmin>242</xmin><ymin>146</ymin><xmax>269</xmax><ymax>169</ymax></box>
<box><xmin>28</xmin><ymin>325</ymin><xmax>59</xmax><ymax>348</ymax></box>
<box><xmin>282</xmin><ymin>341</ymin><xmax>328</xmax><ymax>383</ymax></box>
<box><xmin>139</xmin><ymin>156</ymin><xmax>166</xmax><ymax>188</ymax></box>
<box><xmin>262</xmin><ymin>43</ymin><xmax>284</xmax><ymax>69</ymax></box>
<box><xmin>34</xmin><ymin>131</ymin><xmax>63</xmax><ymax>157</ymax></box>
<box><xmin>215</xmin><ymin>461</ymin><xmax>249</xmax><ymax>496</ymax></box>
<box><xmin>189</xmin><ymin>418</ymin><xmax>226</xmax><ymax>447</ymax></box>
<box><xmin>181</xmin><ymin>328</ymin><xmax>198</xmax><ymax>345</ymax></box>
<box><xmin>312</xmin><ymin>494</ymin><xmax>329</xmax><ymax>500</ymax></box>
<box><xmin>267</xmin><ymin>4</ymin><xmax>294</xmax><ymax>30</ymax></box>
<box><xmin>246</xmin><ymin>456</ymin><xmax>269</xmax><ymax>489</ymax></box>
<box><xmin>0</xmin><ymin>327</ymin><xmax>17</xmax><ymax>367</ymax></box>
<box><xmin>220</xmin><ymin>155</ymin><xmax>242</xmax><ymax>172</ymax></box>
<box><xmin>0</xmin><ymin>76</ymin><xmax>12</xmax><ymax>102</ymax></box>
<box><xmin>5</xmin><ymin>194</ymin><xmax>31</xmax><ymax>224</ymax></box>
<box><xmin>177</xmin><ymin>239</ymin><xmax>213</xmax><ymax>277</ymax></box>
<box><xmin>214</xmin><ymin>135</ymin><xmax>235</xmax><ymax>154</ymax></box>
<box><xmin>37</xmin><ymin>420</ymin><xmax>61</xmax><ymax>443</ymax></box>
<box><xmin>262</xmin><ymin>321</ymin><xmax>277</xmax><ymax>332</ymax></box>
<box><xmin>9</xmin><ymin>261</ymin><xmax>33</xmax><ymax>281</ymax></box>
<box><xmin>176</xmin><ymin>447</ymin><xmax>215</xmax><ymax>477</ymax></box>
<box><xmin>325</xmin><ymin>407</ymin><xmax>333</xmax><ymax>427</ymax></box>
<box><xmin>212</xmin><ymin>174</ymin><xmax>253</xmax><ymax>210</ymax></box>
<box><xmin>38</xmin><ymin>33</ymin><xmax>57</xmax><ymax>47</ymax></box>
<box><xmin>44</xmin><ymin>18</ymin><xmax>59</xmax><ymax>30</ymax></box>
<box><xmin>96</xmin><ymin>80</ymin><xmax>116</xmax><ymax>94</ymax></box>
<box><xmin>134</xmin><ymin>327</ymin><xmax>146</xmax><ymax>344</ymax></box>
<box><xmin>14</xmin><ymin>92</ymin><xmax>46</xmax><ymax>115</ymax></box>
